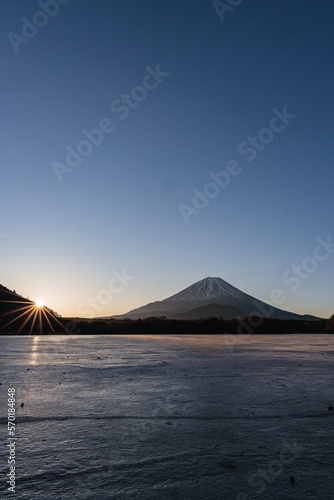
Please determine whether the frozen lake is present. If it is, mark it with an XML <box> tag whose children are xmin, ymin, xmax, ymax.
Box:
<box><xmin>0</xmin><ymin>334</ymin><xmax>333</xmax><ymax>499</ymax></box>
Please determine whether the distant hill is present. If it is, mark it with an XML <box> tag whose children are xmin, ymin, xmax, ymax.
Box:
<box><xmin>112</xmin><ymin>277</ymin><xmax>322</xmax><ymax>321</ymax></box>
<box><xmin>172</xmin><ymin>303</ymin><xmax>248</xmax><ymax>320</ymax></box>
<box><xmin>0</xmin><ymin>284</ymin><xmax>66</xmax><ymax>333</ymax></box>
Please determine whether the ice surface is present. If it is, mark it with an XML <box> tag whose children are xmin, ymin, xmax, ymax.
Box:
<box><xmin>0</xmin><ymin>334</ymin><xmax>333</xmax><ymax>499</ymax></box>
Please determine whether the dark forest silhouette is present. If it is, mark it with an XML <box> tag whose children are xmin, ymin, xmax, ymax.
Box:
<box><xmin>326</xmin><ymin>314</ymin><xmax>334</xmax><ymax>331</ymax></box>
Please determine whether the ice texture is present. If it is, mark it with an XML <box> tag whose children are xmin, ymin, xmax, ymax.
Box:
<box><xmin>0</xmin><ymin>334</ymin><xmax>333</xmax><ymax>499</ymax></box>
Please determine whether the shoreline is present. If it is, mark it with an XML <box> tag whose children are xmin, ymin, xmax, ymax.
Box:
<box><xmin>0</xmin><ymin>316</ymin><xmax>329</xmax><ymax>335</ymax></box>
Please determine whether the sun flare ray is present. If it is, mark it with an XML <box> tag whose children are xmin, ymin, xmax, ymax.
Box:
<box><xmin>29</xmin><ymin>309</ymin><xmax>40</xmax><ymax>334</ymax></box>
<box><xmin>0</xmin><ymin>304</ymin><xmax>34</xmax><ymax>317</ymax></box>
<box><xmin>0</xmin><ymin>306</ymin><xmax>37</xmax><ymax>331</ymax></box>
<box><xmin>0</xmin><ymin>291</ymin><xmax>67</xmax><ymax>334</ymax></box>
<box><xmin>41</xmin><ymin>308</ymin><xmax>55</xmax><ymax>334</ymax></box>
<box><xmin>17</xmin><ymin>307</ymin><xmax>40</xmax><ymax>334</ymax></box>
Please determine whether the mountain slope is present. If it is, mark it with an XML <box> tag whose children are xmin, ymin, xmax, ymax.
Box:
<box><xmin>167</xmin><ymin>277</ymin><xmax>245</xmax><ymax>302</ymax></box>
<box><xmin>115</xmin><ymin>277</ymin><xmax>318</xmax><ymax>320</ymax></box>
<box><xmin>172</xmin><ymin>303</ymin><xmax>249</xmax><ymax>320</ymax></box>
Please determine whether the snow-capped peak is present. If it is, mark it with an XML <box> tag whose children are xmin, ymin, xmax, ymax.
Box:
<box><xmin>167</xmin><ymin>277</ymin><xmax>244</xmax><ymax>302</ymax></box>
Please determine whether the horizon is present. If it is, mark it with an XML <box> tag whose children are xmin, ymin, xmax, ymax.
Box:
<box><xmin>1</xmin><ymin>273</ymin><xmax>330</xmax><ymax>320</ymax></box>
<box><xmin>1</xmin><ymin>1</ymin><xmax>333</xmax><ymax>320</ymax></box>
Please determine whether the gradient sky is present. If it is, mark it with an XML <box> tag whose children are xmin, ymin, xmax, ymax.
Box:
<box><xmin>1</xmin><ymin>0</ymin><xmax>333</xmax><ymax>318</ymax></box>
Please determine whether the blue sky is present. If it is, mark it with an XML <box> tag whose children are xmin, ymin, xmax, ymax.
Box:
<box><xmin>1</xmin><ymin>0</ymin><xmax>333</xmax><ymax>318</ymax></box>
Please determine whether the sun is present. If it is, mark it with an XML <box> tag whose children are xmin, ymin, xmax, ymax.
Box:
<box><xmin>0</xmin><ymin>291</ymin><xmax>68</xmax><ymax>334</ymax></box>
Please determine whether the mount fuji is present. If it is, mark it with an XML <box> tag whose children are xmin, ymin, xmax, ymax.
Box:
<box><xmin>116</xmin><ymin>277</ymin><xmax>318</xmax><ymax>320</ymax></box>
